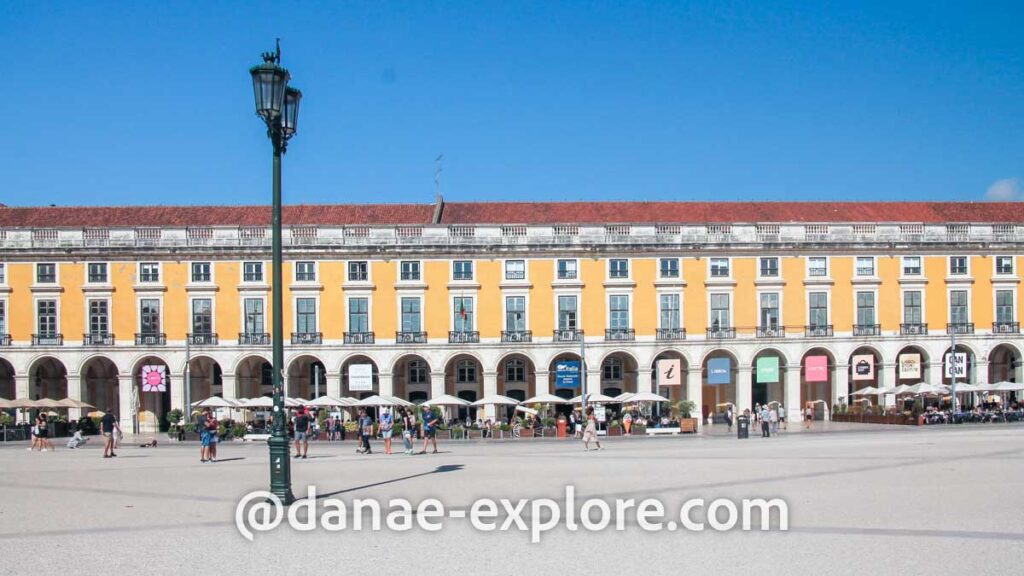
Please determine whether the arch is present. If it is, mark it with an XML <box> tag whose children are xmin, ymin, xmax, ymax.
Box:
<box><xmin>498</xmin><ymin>353</ymin><xmax>535</xmax><ymax>402</ymax></box>
<box><xmin>645</xmin><ymin>347</ymin><xmax>691</xmax><ymax>371</ymax></box>
<box><xmin>599</xmin><ymin>350</ymin><xmax>639</xmax><ymax>397</ymax></box>
<box><xmin>132</xmin><ymin>355</ymin><xmax>172</xmax><ymax>433</ymax></box>
<box><xmin>440</xmin><ymin>349</ymin><xmax>486</xmax><ymax>374</ymax></box>
<box><xmin>746</xmin><ymin>346</ymin><xmax>792</xmax><ymax>368</ymax></box>
<box><xmin>548</xmin><ymin>351</ymin><xmax>583</xmax><ymax>405</ymax></box>
<box><xmin>542</xmin><ymin>348</ymin><xmax>585</xmax><ymax>371</ymax></box>
<box><xmin>444</xmin><ymin>353</ymin><xmax>483</xmax><ymax>420</ymax></box>
<box><xmin>287</xmin><ymin>354</ymin><xmax>327</xmax><ymax>400</ymax></box>
<box><xmin>800</xmin><ymin>347</ymin><xmax>835</xmax><ymax>414</ymax></box>
<box><xmin>187</xmin><ymin>355</ymin><xmax>223</xmax><ymax>402</ymax></box>
<box><xmin>699</xmin><ymin>346</ymin><xmax>741</xmax><ymax>367</ymax></box>
<box><xmin>848</xmin><ymin>346</ymin><xmax>883</xmax><ymax>396</ymax></box>
<box><xmin>649</xmin><ymin>349</ymin><xmax>688</xmax><ymax>407</ymax></box>
<box><xmin>28</xmin><ymin>356</ymin><xmax>68</xmax><ymax>401</ymax></box>
<box><xmin>79</xmin><ymin>356</ymin><xmax>119</xmax><ymax>414</ymax></box>
<box><xmin>0</xmin><ymin>358</ymin><xmax>14</xmax><ymax>400</ymax></box>
<box><xmin>392</xmin><ymin>354</ymin><xmax>431</xmax><ymax>402</ymax></box>
<box><xmin>341</xmin><ymin>355</ymin><xmax>380</xmax><ymax>398</ymax></box>
<box><xmin>75</xmin><ymin>353</ymin><xmax>123</xmax><ymax>377</ymax></box>
<box><xmin>988</xmin><ymin>344</ymin><xmax>1022</xmax><ymax>404</ymax></box>
<box><xmin>894</xmin><ymin>345</ymin><xmax>930</xmax><ymax>385</ymax></box>
<box><xmin>750</xmin><ymin>347</ymin><xmax>788</xmax><ymax>407</ymax></box>
<box><xmin>941</xmin><ymin>343</ymin><xmax>978</xmax><ymax>385</ymax></box>
<box><xmin>129</xmin><ymin>353</ymin><xmax>172</xmax><ymax>379</ymax></box>
<box><xmin>235</xmin><ymin>354</ymin><xmax>272</xmax><ymax>399</ymax></box>
<box><xmin>231</xmin><ymin>352</ymin><xmax>272</xmax><ymax>376</ymax></box>
<box><xmin>701</xmin><ymin>349</ymin><xmax>739</xmax><ymax>421</ymax></box>
<box><xmin>391</xmin><ymin>353</ymin><xmax>432</xmax><ymax>376</ymax></box>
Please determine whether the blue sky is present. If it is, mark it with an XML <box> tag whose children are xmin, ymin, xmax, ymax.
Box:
<box><xmin>1</xmin><ymin>1</ymin><xmax>1022</xmax><ymax>207</ymax></box>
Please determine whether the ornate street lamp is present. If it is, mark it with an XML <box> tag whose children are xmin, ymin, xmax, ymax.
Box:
<box><xmin>250</xmin><ymin>39</ymin><xmax>301</xmax><ymax>504</ymax></box>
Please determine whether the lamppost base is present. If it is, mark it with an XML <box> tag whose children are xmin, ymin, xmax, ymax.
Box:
<box><xmin>268</xmin><ymin>433</ymin><xmax>295</xmax><ymax>505</ymax></box>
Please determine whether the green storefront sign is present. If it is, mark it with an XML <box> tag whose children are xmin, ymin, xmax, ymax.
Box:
<box><xmin>756</xmin><ymin>356</ymin><xmax>780</xmax><ymax>383</ymax></box>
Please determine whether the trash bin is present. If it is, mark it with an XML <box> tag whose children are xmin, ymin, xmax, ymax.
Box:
<box><xmin>556</xmin><ymin>417</ymin><xmax>567</xmax><ymax>439</ymax></box>
<box><xmin>736</xmin><ymin>415</ymin><xmax>750</xmax><ymax>439</ymax></box>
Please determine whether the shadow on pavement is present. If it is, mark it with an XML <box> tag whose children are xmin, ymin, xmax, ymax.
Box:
<box><xmin>313</xmin><ymin>464</ymin><xmax>464</xmax><ymax>500</ymax></box>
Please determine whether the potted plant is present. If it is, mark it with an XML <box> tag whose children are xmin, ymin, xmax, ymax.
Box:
<box><xmin>166</xmin><ymin>409</ymin><xmax>184</xmax><ymax>441</ymax></box>
<box><xmin>632</xmin><ymin>422</ymin><xmax>647</xmax><ymax>435</ymax></box>
<box><xmin>468</xmin><ymin>423</ymin><xmax>482</xmax><ymax>439</ymax></box>
<box><xmin>606</xmin><ymin>419</ymin><xmax>622</xmax><ymax>436</ymax></box>
<box><xmin>541</xmin><ymin>416</ymin><xmax>557</xmax><ymax>438</ymax></box>
<box><xmin>672</xmin><ymin>400</ymin><xmax>698</xmax><ymax>433</ymax></box>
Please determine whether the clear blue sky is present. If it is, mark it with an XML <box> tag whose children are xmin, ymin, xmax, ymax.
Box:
<box><xmin>2</xmin><ymin>1</ymin><xmax>1022</xmax><ymax>207</ymax></box>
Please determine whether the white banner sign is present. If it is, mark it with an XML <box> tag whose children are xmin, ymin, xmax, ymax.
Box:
<box><xmin>944</xmin><ymin>353</ymin><xmax>968</xmax><ymax>379</ymax></box>
<box><xmin>349</xmin><ymin>364</ymin><xmax>374</xmax><ymax>391</ymax></box>
<box><xmin>594</xmin><ymin>404</ymin><xmax>607</xmax><ymax>423</ymax></box>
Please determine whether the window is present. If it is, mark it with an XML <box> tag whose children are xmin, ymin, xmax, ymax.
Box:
<box><xmin>37</xmin><ymin>300</ymin><xmax>57</xmax><ymax>335</ymax></box>
<box><xmin>996</xmin><ymin>256</ymin><xmax>1015</xmax><ymax>276</ymax></box>
<box><xmin>295</xmin><ymin>261</ymin><xmax>316</xmax><ymax>282</ymax></box>
<box><xmin>88</xmin><ymin>263</ymin><xmax>108</xmax><ymax>283</ymax></box>
<box><xmin>456</xmin><ymin>359</ymin><xmax>477</xmax><ymax>383</ymax></box>
<box><xmin>453</xmin><ymin>260</ymin><xmax>473</xmax><ymax>281</ymax></box>
<box><xmin>558</xmin><ymin>295</ymin><xmax>578</xmax><ymax>330</ymax></box>
<box><xmin>659</xmin><ymin>294</ymin><xmax>680</xmax><ymax>329</ymax></box>
<box><xmin>602</xmin><ymin>357</ymin><xmax>623</xmax><ymax>381</ymax></box>
<box><xmin>996</xmin><ymin>290</ymin><xmax>1015</xmax><ymax>323</ymax></box>
<box><xmin>557</xmin><ymin>259</ymin><xmax>578</xmax><ymax>280</ymax></box>
<box><xmin>88</xmin><ymin>300</ymin><xmax>108</xmax><ymax>335</ymax></box>
<box><xmin>902</xmin><ymin>257</ymin><xmax>922</xmax><ymax>276</ymax></box>
<box><xmin>0</xmin><ymin>300</ymin><xmax>5</xmax><ymax>334</ymax></box>
<box><xmin>904</xmin><ymin>291</ymin><xmax>923</xmax><ymax>324</ymax></box>
<box><xmin>808</xmin><ymin>292</ymin><xmax>828</xmax><ymax>327</ymax></box>
<box><xmin>401</xmin><ymin>297</ymin><xmax>422</xmax><ymax>332</ymax></box>
<box><xmin>505</xmin><ymin>296</ymin><xmax>526</xmax><ymax>331</ymax></box>
<box><xmin>609</xmin><ymin>259</ymin><xmax>629</xmax><ymax>279</ymax></box>
<box><xmin>0</xmin><ymin>263</ymin><xmax>5</xmax><ymax>284</ymax></box>
<box><xmin>710</xmin><ymin>258</ymin><xmax>730</xmax><ymax>278</ymax></box>
<box><xmin>659</xmin><ymin>258</ymin><xmax>679</xmax><ymax>278</ymax></box>
<box><xmin>759</xmin><ymin>293</ymin><xmax>779</xmax><ymax>328</ymax></box>
<box><xmin>710</xmin><ymin>294</ymin><xmax>730</xmax><ymax>328</ymax></box>
<box><xmin>505</xmin><ymin>260</ymin><xmax>526</xmax><ymax>280</ymax></box>
<box><xmin>348</xmin><ymin>297</ymin><xmax>369</xmax><ymax>333</ymax></box>
<box><xmin>856</xmin><ymin>257</ymin><xmax>875</xmax><ymax>277</ymax></box>
<box><xmin>296</xmin><ymin>298</ymin><xmax>317</xmax><ymax>333</ymax></box>
<box><xmin>408</xmin><ymin>360</ymin><xmax>427</xmax><ymax>384</ymax></box>
<box><xmin>243</xmin><ymin>261</ymin><xmax>264</xmax><ymax>282</ymax></box>
<box><xmin>244</xmin><ymin>298</ymin><xmax>264</xmax><ymax>334</ymax></box>
<box><xmin>759</xmin><ymin>257</ymin><xmax>779</xmax><ymax>278</ymax></box>
<box><xmin>190</xmin><ymin>262</ymin><xmax>211</xmax><ymax>283</ymax></box>
<box><xmin>808</xmin><ymin>257</ymin><xmax>827</xmax><ymax>277</ymax></box>
<box><xmin>949</xmin><ymin>290</ymin><xmax>969</xmax><ymax>324</ymax></box>
<box><xmin>453</xmin><ymin>297</ymin><xmax>474</xmax><ymax>331</ymax></box>
<box><xmin>348</xmin><ymin>261</ymin><xmax>368</xmax><ymax>282</ymax></box>
<box><xmin>949</xmin><ymin>256</ymin><xmax>968</xmax><ymax>276</ymax></box>
<box><xmin>139</xmin><ymin>262</ymin><xmax>159</xmax><ymax>283</ymax></box>
<box><xmin>609</xmin><ymin>295</ymin><xmax>630</xmax><ymax>329</ymax></box>
<box><xmin>192</xmin><ymin>298</ymin><xmax>212</xmax><ymax>334</ymax></box>
<box><xmin>139</xmin><ymin>298</ymin><xmax>160</xmax><ymax>334</ymax></box>
<box><xmin>856</xmin><ymin>292</ymin><xmax>875</xmax><ymax>325</ymax></box>
<box><xmin>36</xmin><ymin>263</ymin><xmax>56</xmax><ymax>283</ymax></box>
<box><xmin>505</xmin><ymin>358</ymin><xmax>526</xmax><ymax>383</ymax></box>
<box><xmin>400</xmin><ymin>261</ymin><xmax>421</xmax><ymax>281</ymax></box>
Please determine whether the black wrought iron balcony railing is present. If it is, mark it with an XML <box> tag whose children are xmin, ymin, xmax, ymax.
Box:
<box><xmin>344</xmin><ymin>331</ymin><xmax>376</xmax><ymax>344</ymax></box>
<box><xmin>900</xmin><ymin>323</ymin><xmax>928</xmax><ymax>336</ymax></box>
<box><xmin>396</xmin><ymin>331</ymin><xmax>428</xmax><ymax>344</ymax></box>
<box><xmin>501</xmin><ymin>330</ymin><xmax>533</xmax><ymax>343</ymax></box>
<box><xmin>605</xmin><ymin>328</ymin><xmax>635</xmax><ymax>341</ymax></box>
<box><xmin>656</xmin><ymin>327</ymin><xmax>686</xmax><ymax>341</ymax></box>
<box><xmin>33</xmin><ymin>333</ymin><xmax>64</xmax><ymax>346</ymax></box>
<box><xmin>805</xmin><ymin>325</ymin><xmax>834</xmax><ymax>338</ymax></box>
<box><xmin>853</xmin><ymin>324</ymin><xmax>881</xmax><ymax>337</ymax></box>
<box><xmin>291</xmin><ymin>332</ymin><xmax>323</xmax><ymax>345</ymax></box>
<box><xmin>187</xmin><ymin>333</ymin><xmax>218</xmax><ymax>345</ymax></box>
<box><xmin>992</xmin><ymin>321</ymin><xmax>1020</xmax><ymax>334</ymax></box>
<box><xmin>706</xmin><ymin>326</ymin><xmax>736</xmax><ymax>339</ymax></box>
<box><xmin>947</xmin><ymin>323</ymin><xmax>974</xmax><ymax>335</ymax></box>
<box><xmin>504</xmin><ymin>271</ymin><xmax>526</xmax><ymax>280</ymax></box>
<box><xmin>238</xmin><ymin>332</ymin><xmax>271</xmax><ymax>345</ymax></box>
<box><xmin>553</xmin><ymin>329</ymin><xmax>584</xmax><ymax>342</ymax></box>
<box><xmin>83</xmin><ymin>333</ymin><xmax>115</xmax><ymax>346</ymax></box>
<box><xmin>556</xmin><ymin>271</ymin><xmax>578</xmax><ymax>280</ymax></box>
<box><xmin>449</xmin><ymin>330</ymin><xmax>480</xmax><ymax>344</ymax></box>
<box><xmin>0</xmin><ymin>334</ymin><xmax>11</xmax><ymax>346</ymax></box>
<box><xmin>135</xmin><ymin>333</ymin><xmax>166</xmax><ymax>345</ymax></box>
<box><xmin>756</xmin><ymin>326</ymin><xmax>785</xmax><ymax>338</ymax></box>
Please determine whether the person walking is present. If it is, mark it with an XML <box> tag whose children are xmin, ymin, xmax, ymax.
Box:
<box><xmin>36</xmin><ymin>414</ymin><xmax>55</xmax><ymax>452</ymax></box>
<box><xmin>293</xmin><ymin>407</ymin><xmax>311</xmax><ymax>459</ymax></box>
<box><xmin>100</xmin><ymin>408</ymin><xmax>120</xmax><ymax>458</ymax></box>
<box><xmin>199</xmin><ymin>408</ymin><xmax>212</xmax><ymax>462</ymax></box>
<box><xmin>206</xmin><ymin>410</ymin><xmax>220</xmax><ymax>462</ymax></box>
<box><xmin>725</xmin><ymin>405</ymin><xmax>734</xmax><ymax>433</ymax></box>
<box><xmin>779</xmin><ymin>404</ymin><xmax>787</xmax><ymax>431</ymax></box>
<box><xmin>356</xmin><ymin>409</ymin><xmax>373</xmax><ymax>454</ymax></box>
<box><xmin>334</xmin><ymin>415</ymin><xmax>345</xmax><ymax>442</ymax></box>
<box><xmin>419</xmin><ymin>406</ymin><xmax>439</xmax><ymax>454</ymax></box>
<box><xmin>770</xmin><ymin>404</ymin><xmax>779</xmax><ymax>434</ymax></box>
<box><xmin>380</xmin><ymin>408</ymin><xmax>394</xmax><ymax>455</ymax></box>
<box><xmin>582</xmin><ymin>406</ymin><xmax>602</xmax><ymax>451</ymax></box>
<box><xmin>804</xmin><ymin>402</ymin><xmax>814</xmax><ymax>430</ymax></box>
<box><xmin>760</xmin><ymin>404</ymin><xmax>771</xmax><ymax>438</ymax></box>
<box><xmin>401</xmin><ymin>408</ymin><xmax>416</xmax><ymax>455</ymax></box>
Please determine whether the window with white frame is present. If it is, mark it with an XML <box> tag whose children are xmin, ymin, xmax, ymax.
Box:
<box><xmin>139</xmin><ymin>298</ymin><xmax>160</xmax><ymax>334</ymax></box>
<box><xmin>192</xmin><ymin>298</ymin><xmax>213</xmax><ymax>334</ymax></box>
<box><xmin>710</xmin><ymin>258</ymin><xmax>730</xmax><ymax>278</ymax></box>
<box><xmin>453</xmin><ymin>297</ymin><xmax>474</xmax><ymax>331</ymax></box>
<box><xmin>37</xmin><ymin>299</ymin><xmax>57</xmax><ymax>335</ymax></box>
<box><xmin>505</xmin><ymin>260</ymin><xmax>526</xmax><ymax>280</ymax></box>
<box><xmin>505</xmin><ymin>358</ymin><xmax>526</xmax><ymax>382</ymax></box>
<box><xmin>243</xmin><ymin>261</ymin><xmax>264</xmax><ymax>282</ymax></box>
<box><xmin>996</xmin><ymin>256</ymin><xmax>1015</xmax><ymax>276</ymax></box>
<box><xmin>88</xmin><ymin>299</ymin><xmax>108</xmax><ymax>336</ymax></box>
<box><xmin>759</xmin><ymin>257</ymin><xmax>779</xmax><ymax>278</ymax></box>
<box><xmin>505</xmin><ymin>296</ymin><xmax>526</xmax><ymax>331</ymax></box>
<box><xmin>856</xmin><ymin>257</ymin><xmax>875</xmax><ymax>276</ymax></box>
<box><xmin>602</xmin><ymin>357</ymin><xmax>623</xmax><ymax>380</ymax></box>
<box><xmin>659</xmin><ymin>294</ymin><xmax>680</xmax><ymax>329</ymax></box>
<box><xmin>856</xmin><ymin>292</ymin><xmax>875</xmax><ymax>325</ymax></box>
<box><xmin>609</xmin><ymin>259</ymin><xmax>629</xmax><ymax>279</ymax></box>
<box><xmin>808</xmin><ymin>292</ymin><xmax>828</xmax><ymax>327</ymax></box>
<box><xmin>88</xmin><ymin>262</ymin><xmax>108</xmax><ymax>283</ymax></box>
<box><xmin>949</xmin><ymin>256</ymin><xmax>968</xmax><ymax>276</ymax></box>
<box><xmin>348</xmin><ymin>261</ymin><xmax>368</xmax><ymax>282</ymax></box>
<box><xmin>760</xmin><ymin>293</ymin><xmax>779</xmax><ymax>328</ymax></box>
<box><xmin>401</xmin><ymin>297</ymin><xmax>422</xmax><ymax>332</ymax></box>
<box><xmin>36</xmin><ymin>263</ymin><xmax>57</xmax><ymax>283</ymax></box>
<box><xmin>244</xmin><ymin>298</ymin><xmax>264</xmax><ymax>334</ymax></box>
<box><xmin>453</xmin><ymin>260</ymin><xmax>473</xmax><ymax>281</ymax></box>
<box><xmin>996</xmin><ymin>290</ymin><xmax>1015</xmax><ymax>324</ymax></box>
<box><xmin>139</xmin><ymin>262</ymin><xmax>159</xmax><ymax>283</ymax></box>
<box><xmin>904</xmin><ymin>291</ymin><xmax>923</xmax><ymax>324</ymax></box>
<box><xmin>557</xmin><ymin>259</ymin><xmax>577</xmax><ymax>280</ymax></box>
<box><xmin>400</xmin><ymin>261</ymin><xmax>421</xmax><ymax>281</ymax></box>
<box><xmin>609</xmin><ymin>294</ymin><xmax>630</xmax><ymax>329</ymax></box>
<box><xmin>190</xmin><ymin>262</ymin><xmax>211</xmax><ymax>283</ymax></box>
<box><xmin>295</xmin><ymin>261</ymin><xmax>316</xmax><ymax>282</ymax></box>
<box><xmin>902</xmin><ymin>256</ymin><xmax>922</xmax><ymax>276</ymax></box>
<box><xmin>659</xmin><ymin>258</ymin><xmax>679</xmax><ymax>278</ymax></box>
<box><xmin>807</xmin><ymin>257</ymin><xmax>827</xmax><ymax>277</ymax></box>
<box><xmin>949</xmin><ymin>290</ymin><xmax>969</xmax><ymax>324</ymax></box>
<box><xmin>295</xmin><ymin>298</ymin><xmax>317</xmax><ymax>333</ymax></box>
<box><xmin>558</xmin><ymin>295</ymin><xmax>578</xmax><ymax>330</ymax></box>
<box><xmin>456</xmin><ymin>359</ymin><xmax>477</xmax><ymax>383</ymax></box>
<box><xmin>348</xmin><ymin>297</ymin><xmax>369</xmax><ymax>333</ymax></box>
<box><xmin>710</xmin><ymin>293</ymin><xmax>730</xmax><ymax>328</ymax></box>
<box><xmin>408</xmin><ymin>360</ymin><xmax>427</xmax><ymax>384</ymax></box>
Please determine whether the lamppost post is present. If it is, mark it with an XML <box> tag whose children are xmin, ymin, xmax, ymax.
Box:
<box><xmin>250</xmin><ymin>39</ymin><xmax>301</xmax><ymax>504</ymax></box>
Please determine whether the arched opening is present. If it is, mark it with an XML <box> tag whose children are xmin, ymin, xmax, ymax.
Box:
<box><xmin>80</xmin><ymin>356</ymin><xmax>119</xmax><ymax>416</ymax></box>
<box><xmin>445</xmin><ymin>354</ymin><xmax>482</xmax><ymax>421</ymax></box>
<box><xmin>236</xmin><ymin>355</ymin><xmax>272</xmax><ymax>399</ymax></box>
<box><xmin>188</xmin><ymin>356</ymin><xmax>223</xmax><ymax>401</ymax></box>
<box><xmin>133</xmin><ymin>356</ymin><xmax>171</xmax><ymax>433</ymax></box>
<box><xmin>894</xmin><ymin>346</ymin><xmax>930</xmax><ymax>386</ymax></box>
<box><xmin>30</xmin><ymin>356</ymin><xmax>68</xmax><ymax>401</ymax></box>
<box><xmin>548</xmin><ymin>352</ymin><xmax>582</xmax><ymax>407</ymax></box>
<box><xmin>848</xmin><ymin>347</ymin><xmax>882</xmax><ymax>394</ymax></box>
<box><xmin>751</xmin><ymin>348</ymin><xmax>787</xmax><ymax>408</ymax></box>
<box><xmin>600</xmin><ymin>352</ymin><xmax>638</xmax><ymax>397</ymax></box>
<box><xmin>498</xmin><ymin>354</ymin><xmax>535</xmax><ymax>421</ymax></box>
<box><xmin>650</xmin><ymin>351</ymin><xmax>687</xmax><ymax>418</ymax></box>
<box><xmin>0</xmin><ymin>358</ymin><xmax>14</xmax><ymax>400</ymax></box>
<box><xmin>287</xmin><ymin>355</ymin><xmax>326</xmax><ymax>400</ymax></box>
<box><xmin>942</xmin><ymin>344</ymin><xmax>975</xmax><ymax>386</ymax></box>
<box><xmin>800</xmin><ymin>348</ymin><xmax>834</xmax><ymax>416</ymax></box>
<box><xmin>989</xmin><ymin>344</ymin><xmax>1021</xmax><ymax>407</ymax></box>
<box><xmin>702</xmin><ymin>350</ymin><xmax>738</xmax><ymax>420</ymax></box>
<box><xmin>392</xmin><ymin>355</ymin><xmax>430</xmax><ymax>402</ymax></box>
<box><xmin>341</xmin><ymin>355</ymin><xmax>379</xmax><ymax>399</ymax></box>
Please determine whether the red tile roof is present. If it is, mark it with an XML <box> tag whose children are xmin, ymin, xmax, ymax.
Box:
<box><xmin>1</xmin><ymin>201</ymin><xmax>1022</xmax><ymax>228</ymax></box>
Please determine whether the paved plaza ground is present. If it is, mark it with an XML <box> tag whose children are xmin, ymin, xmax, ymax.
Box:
<box><xmin>1</xmin><ymin>422</ymin><xmax>1022</xmax><ymax>575</ymax></box>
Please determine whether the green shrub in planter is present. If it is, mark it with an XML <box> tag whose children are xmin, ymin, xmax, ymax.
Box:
<box><xmin>499</xmin><ymin>423</ymin><xmax>511</xmax><ymax>432</ymax></box>
<box><xmin>632</xmin><ymin>424</ymin><xmax>647</xmax><ymax>435</ymax></box>
<box><xmin>0</xmin><ymin>413</ymin><xmax>13</xmax><ymax>427</ymax></box>
<box><xmin>167</xmin><ymin>408</ymin><xmax>183</xmax><ymax>426</ymax></box>
<box><xmin>608</xmin><ymin>419</ymin><xmax>622</xmax><ymax>429</ymax></box>
<box><xmin>233</xmin><ymin>424</ymin><xmax>247</xmax><ymax>438</ymax></box>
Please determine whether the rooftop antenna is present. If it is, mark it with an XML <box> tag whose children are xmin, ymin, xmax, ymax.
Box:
<box><xmin>434</xmin><ymin>153</ymin><xmax>443</xmax><ymax>201</ymax></box>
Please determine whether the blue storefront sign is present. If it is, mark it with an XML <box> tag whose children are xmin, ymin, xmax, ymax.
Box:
<box><xmin>707</xmin><ymin>358</ymin><xmax>732</xmax><ymax>385</ymax></box>
<box><xmin>555</xmin><ymin>360</ymin><xmax>581</xmax><ymax>388</ymax></box>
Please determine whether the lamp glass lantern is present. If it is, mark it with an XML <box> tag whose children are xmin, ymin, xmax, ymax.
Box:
<box><xmin>281</xmin><ymin>87</ymin><xmax>302</xmax><ymax>138</ymax></box>
<box><xmin>250</xmin><ymin>61</ymin><xmax>290</xmax><ymax>122</ymax></box>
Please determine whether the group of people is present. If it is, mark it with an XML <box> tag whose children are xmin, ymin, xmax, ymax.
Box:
<box><xmin>724</xmin><ymin>402</ymin><xmax>816</xmax><ymax>437</ymax></box>
<box><xmin>291</xmin><ymin>405</ymin><xmax>441</xmax><ymax>458</ymax></box>
<box><xmin>26</xmin><ymin>408</ymin><xmax>122</xmax><ymax>458</ymax></box>
<box><xmin>198</xmin><ymin>408</ymin><xmax>221</xmax><ymax>462</ymax></box>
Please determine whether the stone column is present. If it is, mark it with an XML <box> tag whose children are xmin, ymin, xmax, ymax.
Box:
<box><xmin>687</xmin><ymin>368</ymin><xmax>703</xmax><ymax>429</ymax></box>
<box><xmin>834</xmin><ymin>363</ymin><xmax>849</xmax><ymax>409</ymax></box>
<box><xmin>534</xmin><ymin>370</ymin><xmax>550</xmax><ymax>396</ymax></box>
<box><xmin>14</xmin><ymin>375</ymin><xmax>30</xmax><ymax>423</ymax></box>
<box><xmin>585</xmin><ymin>370</ymin><xmax>602</xmax><ymax>397</ymax></box>
<box><xmin>637</xmin><ymin>367</ymin><xmax>653</xmax><ymax>393</ymax></box>
<box><xmin>378</xmin><ymin>372</ymin><xmax>394</xmax><ymax>397</ymax></box>
<box><xmin>220</xmin><ymin>374</ymin><xmax>237</xmax><ymax>400</ymax></box>
<box><xmin>326</xmin><ymin>371</ymin><xmax>342</xmax><ymax>398</ymax></box>
<box><xmin>483</xmin><ymin>371</ymin><xmax>498</xmax><ymax>420</ymax></box>
<box><xmin>118</xmin><ymin>375</ymin><xmax>135</xmax><ymax>435</ymax></box>
<box><xmin>430</xmin><ymin>371</ymin><xmax>446</xmax><ymax>400</ymax></box>
<box><xmin>784</xmin><ymin>365</ymin><xmax>802</xmax><ymax>425</ymax></box>
<box><xmin>737</xmin><ymin>366</ymin><xmax>753</xmax><ymax>414</ymax></box>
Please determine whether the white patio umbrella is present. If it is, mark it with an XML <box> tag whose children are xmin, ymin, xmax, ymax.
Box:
<box><xmin>354</xmin><ymin>395</ymin><xmax>406</xmax><ymax>407</ymax></box>
<box><xmin>287</xmin><ymin>397</ymin><xmax>308</xmax><ymax>407</ymax></box>
<box><xmin>613</xmin><ymin>392</ymin><xmax>635</xmax><ymax>402</ymax></box>
<box><xmin>905</xmin><ymin>383</ymin><xmax>946</xmax><ymax>395</ymax></box>
<box><xmin>990</xmin><ymin>381</ymin><xmax>1024</xmax><ymax>392</ymax></box>
<box><xmin>191</xmin><ymin>396</ymin><xmax>238</xmax><ymax>409</ymax></box>
<box><xmin>33</xmin><ymin>398</ymin><xmax>62</xmax><ymax>409</ymax></box>
<box><xmin>949</xmin><ymin>383</ymin><xmax>982</xmax><ymax>393</ymax></box>
<box><xmin>515</xmin><ymin>405</ymin><xmax>539</xmax><ymax>416</ymax></box>
<box><xmin>421</xmin><ymin>394</ymin><xmax>470</xmax><ymax>407</ymax></box>
<box><xmin>892</xmin><ymin>384</ymin><xmax>916</xmax><ymax>395</ymax></box>
<box><xmin>522</xmin><ymin>393</ymin><xmax>568</xmax><ymax>405</ymax></box>
<box><xmin>242</xmin><ymin>397</ymin><xmax>274</xmax><ymax>408</ymax></box>
<box><xmin>385</xmin><ymin>395</ymin><xmax>415</xmax><ymax>407</ymax></box>
<box><xmin>471</xmin><ymin>394</ymin><xmax>520</xmax><ymax>407</ymax></box>
<box><xmin>850</xmin><ymin>386</ymin><xmax>880</xmax><ymax>396</ymax></box>
<box><xmin>627</xmin><ymin>392</ymin><xmax>672</xmax><ymax>403</ymax></box>
<box><xmin>569</xmin><ymin>393</ymin><xmax>616</xmax><ymax>404</ymax></box>
<box><xmin>0</xmin><ymin>398</ymin><xmax>14</xmax><ymax>409</ymax></box>
<box><xmin>56</xmin><ymin>398</ymin><xmax>96</xmax><ymax>409</ymax></box>
<box><xmin>10</xmin><ymin>398</ymin><xmax>39</xmax><ymax>408</ymax></box>
<box><xmin>304</xmin><ymin>395</ymin><xmax>349</xmax><ymax>408</ymax></box>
